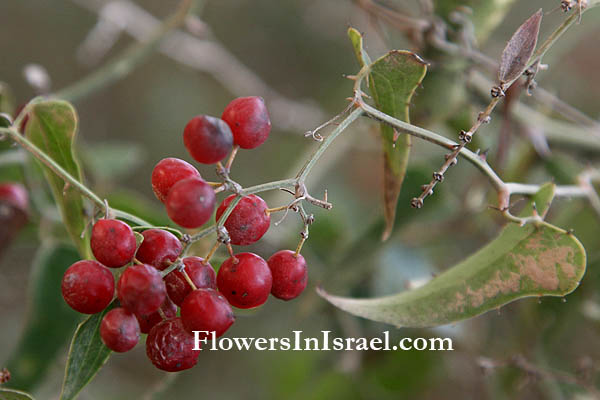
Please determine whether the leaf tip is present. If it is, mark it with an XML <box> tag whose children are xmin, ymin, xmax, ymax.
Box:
<box><xmin>381</xmin><ymin>225</ymin><xmax>392</xmax><ymax>242</ymax></box>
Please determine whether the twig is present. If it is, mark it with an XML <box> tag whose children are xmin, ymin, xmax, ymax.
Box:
<box><xmin>69</xmin><ymin>0</ymin><xmax>325</xmax><ymax>131</ymax></box>
<box><xmin>54</xmin><ymin>0</ymin><xmax>198</xmax><ymax>101</ymax></box>
<box><xmin>468</xmin><ymin>70</ymin><xmax>600</xmax><ymax>150</ymax></box>
<box><xmin>356</xmin><ymin>101</ymin><xmax>599</xmax><ymax>221</ymax></box>
<box><xmin>360</xmin><ymin>0</ymin><xmax>600</xmax><ymax>131</ymax></box>
<box><xmin>411</xmin><ymin>4</ymin><xmax>599</xmax><ymax>207</ymax></box>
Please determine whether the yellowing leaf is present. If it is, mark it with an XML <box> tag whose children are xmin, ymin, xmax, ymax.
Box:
<box><xmin>319</xmin><ymin>183</ymin><xmax>586</xmax><ymax>327</ymax></box>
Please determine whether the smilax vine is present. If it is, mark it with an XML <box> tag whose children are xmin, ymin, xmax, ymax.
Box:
<box><xmin>0</xmin><ymin>0</ymin><xmax>599</xmax><ymax>399</ymax></box>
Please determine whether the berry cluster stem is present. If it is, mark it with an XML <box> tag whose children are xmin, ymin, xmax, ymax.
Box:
<box><xmin>204</xmin><ymin>241</ymin><xmax>220</xmax><ymax>264</ymax></box>
<box><xmin>180</xmin><ymin>269</ymin><xmax>198</xmax><ymax>291</ymax></box>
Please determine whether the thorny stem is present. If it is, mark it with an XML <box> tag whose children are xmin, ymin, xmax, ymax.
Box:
<box><xmin>358</xmin><ymin>102</ymin><xmax>504</xmax><ymax>191</ymax></box>
<box><xmin>411</xmin><ymin>3</ymin><xmax>599</xmax><ymax>207</ymax></box>
<box><xmin>356</xmin><ymin>102</ymin><xmax>598</xmax><ymax>222</ymax></box>
<box><xmin>360</xmin><ymin>0</ymin><xmax>600</xmax><ymax>131</ymax></box>
<box><xmin>428</xmin><ymin>23</ymin><xmax>600</xmax><ymax>131</ymax></box>
<box><xmin>412</xmin><ymin>96</ymin><xmax>501</xmax><ymax>208</ymax></box>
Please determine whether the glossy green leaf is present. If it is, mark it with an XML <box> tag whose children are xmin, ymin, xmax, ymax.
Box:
<box><xmin>368</xmin><ymin>50</ymin><xmax>427</xmax><ymax>240</ymax></box>
<box><xmin>5</xmin><ymin>244</ymin><xmax>81</xmax><ymax>391</ymax></box>
<box><xmin>0</xmin><ymin>388</ymin><xmax>35</xmax><ymax>400</ymax></box>
<box><xmin>319</xmin><ymin>183</ymin><xmax>587</xmax><ymax>328</ymax></box>
<box><xmin>24</xmin><ymin>100</ymin><xmax>90</xmax><ymax>257</ymax></box>
<box><xmin>60</xmin><ymin>301</ymin><xmax>115</xmax><ymax>400</ymax></box>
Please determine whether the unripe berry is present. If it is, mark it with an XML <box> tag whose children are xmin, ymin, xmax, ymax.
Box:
<box><xmin>165</xmin><ymin>177</ymin><xmax>216</xmax><ymax>229</ymax></box>
<box><xmin>181</xmin><ymin>288</ymin><xmax>234</xmax><ymax>338</ymax></box>
<box><xmin>221</xmin><ymin>96</ymin><xmax>271</xmax><ymax>149</ymax></box>
<box><xmin>217</xmin><ymin>252</ymin><xmax>272</xmax><ymax>309</ymax></box>
<box><xmin>100</xmin><ymin>307</ymin><xmax>140</xmax><ymax>352</ymax></box>
<box><xmin>215</xmin><ymin>194</ymin><xmax>270</xmax><ymax>245</ymax></box>
<box><xmin>91</xmin><ymin>219</ymin><xmax>137</xmax><ymax>268</ymax></box>
<box><xmin>135</xmin><ymin>229</ymin><xmax>182</xmax><ymax>270</ymax></box>
<box><xmin>117</xmin><ymin>263</ymin><xmax>166</xmax><ymax>315</ymax></box>
<box><xmin>183</xmin><ymin>115</ymin><xmax>233</xmax><ymax>164</ymax></box>
<box><xmin>164</xmin><ymin>257</ymin><xmax>216</xmax><ymax>306</ymax></box>
<box><xmin>146</xmin><ymin>317</ymin><xmax>200</xmax><ymax>372</ymax></box>
<box><xmin>267</xmin><ymin>250</ymin><xmax>308</xmax><ymax>300</ymax></box>
<box><xmin>136</xmin><ymin>297</ymin><xmax>177</xmax><ymax>334</ymax></box>
<box><xmin>151</xmin><ymin>158</ymin><xmax>200</xmax><ymax>203</ymax></box>
<box><xmin>0</xmin><ymin>182</ymin><xmax>28</xmax><ymax>213</ymax></box>
<box><xmin>61</xmin><ymin>260</ymin><xmax>114</xmax><ymax>314</ymax></box>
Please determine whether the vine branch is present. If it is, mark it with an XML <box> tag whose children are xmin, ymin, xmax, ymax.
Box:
<box><xmin>54</xmin><ymin>0</ymin><xmax>198</xmax><ymax>101</ymax></box>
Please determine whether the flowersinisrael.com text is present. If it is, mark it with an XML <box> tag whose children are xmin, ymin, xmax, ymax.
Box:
<box><xmin>193</xmin><ymin>331</ymin><xmax>453</xmax><ymax>351</ymax></box>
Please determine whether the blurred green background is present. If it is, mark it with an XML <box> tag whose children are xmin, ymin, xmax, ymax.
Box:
<box><xmin>1</xmin><ymin>0</ymin><xmax>600</xmax><ymax>399</ymax></box>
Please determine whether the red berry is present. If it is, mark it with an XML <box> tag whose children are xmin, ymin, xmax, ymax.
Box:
<box><xmin>151</xmin><ymin>158</ymin><xmax>200</xmax><ymax>203</ymax></box>
<box><xmin>181</xmin><ymin>288</ymin><xmax>234</xmax><ymax>338</ymax></box>
<box><xmin>267</xmin><ymin>250</ymin><xmax>308</xmax><ymax>300</ymax></box>
<box><xmin>166</xmin><ymin>177</ymin><xmax>216</xmax><ymax>229</ymax></box>
<box><xmin>136</xmin><ymin>297</ymin><xmax>177</xmax><ymax>334</ymax></box>
<box><xmin>183</xmin><ymin>115</ymin><xmax>233</xmax><ymax>164</ymax></box>
<box><xmin>217</xmin><ymin>252</ymin><xmax>272</xmax><ymax>309</ymax></box>
<box><xmin>215</xmin><ymin>194</ymin><xmax>270</xmax><ymax>245</ymax></box>
<box><xmin>0</xmin><ymin>182</ymin><xmax>28</xmax><ymax>213</ymax></box>
<box><xmin>91</xmin><ymin>219</ymin><xmax>137</xmax><ymax>268</ymax></box>
<box><xmin>100</xmin><ymin>307</ymin><xmax>140</xmax><ymax>352</ymax></box>
<box><xmin>165</xmin><ymin>257</ymin><xmax>216</xmax><ymax>306</ymax></box>
<box><xmin>221</xmin><ymin>96</ymin><xmax>271</xmax><ymax>149</ymax></box>
<box><xmin>61</xmin><ymin>260</ymin><xmax>115</xmax><ymax>314</ymax></box>
<box><xmin>146</xmin><ymin>317</ymin><xmax>200</xmax><ymax>372</ymax></box>
<box><xmin>136</xmin><ymin>229</ymin><xmax>182</xmax><ymax>270</ymax></box>
<box><xmin>117</xmin><ymin>263</ymin><xmax>166</xmax><ymax>315</ymax></box>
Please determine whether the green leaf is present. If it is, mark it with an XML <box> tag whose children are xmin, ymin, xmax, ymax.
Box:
<box><xmin>5</xmin><ymin>244</ymin><xmax>81</xmax><ymax>391</ymax></box>
<box><xmin>318</xmin><ymin>184</ymin><xmax>586</xmax><ymax>328</ymax></box>
<box><xmin>348</xmin><ymin>29</ymin><xmax>427</xmax><ymax>240</ymax></box>
<box><xmin>368</xmin><ymin>50</ymin><xmax>427</xmax><ymax>240</ymax></box>
<box><xmin>24</xmin><ymin>100</ymin><xmax>90</xmax><ymax>257</ymax></box>
<box><xmin>347</xmin><ymin>27</ymin><xmax>371</xmax><ymax>67</ymax></box>
<box><xmin>0</xmin><ymin>388</ymin><xmax>35</xmax><ymax>400</ymax></box>
<box><xmin>60</xmin><ymin>301</ymin><xmax>115</xmax><ymax>400</ymax></box>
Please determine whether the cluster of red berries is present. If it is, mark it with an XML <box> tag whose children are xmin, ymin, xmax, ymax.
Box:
<box><xmin>60</xmin><ymin>97</ymin><xmax>308</xmax><ymax>372</ymax></box>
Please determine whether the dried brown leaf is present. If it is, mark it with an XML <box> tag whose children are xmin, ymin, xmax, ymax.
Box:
<box><xmin>498</xmin><ymin>9</ymin><xmax>543</xmax><ymax>84</ymax></box>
